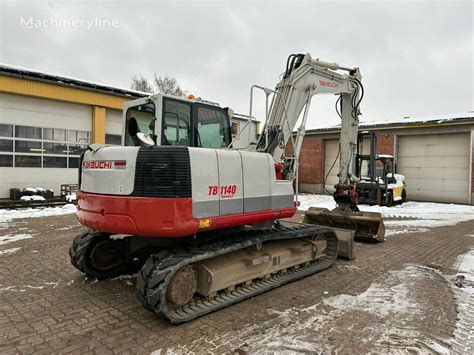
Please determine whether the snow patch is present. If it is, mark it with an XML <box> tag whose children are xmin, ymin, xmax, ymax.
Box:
<box><xmin>298</xmin><ymin>194</ymin><xmax>474</xmax><ymax>235</ymax></box>
<box><xmin>0</xmin><ymin>234</ymin><xmax>33</xmax><ymax>246</ymax></box>
<box><xmin>154</xmin><ymin>265</ymin><xmax>437</xmax><ymax>354</ymax></box>
<box><xmin>0</xmin><ymin>247</ymin><xmax>21</xmax><ymax>255</ymax></box>
<box><xmin>0</xmin><ymin>204</ymin><xmax>76</xmax><ymax>227</ymax></box>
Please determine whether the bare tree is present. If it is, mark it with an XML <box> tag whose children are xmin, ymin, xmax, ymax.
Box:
<box><xmin>130</xmin><ymin>75</ymin><xmax>154</xmax><ymax>93</ymax></box>
<box><xmin>154</xmin><ymin>75</ymin><xmax>186</xmax><ymax>97</ymax></box>
<box><xmin>130</xmin><ymin>74</ymin><xmax>186</xmax><ymax>97</ymax></box>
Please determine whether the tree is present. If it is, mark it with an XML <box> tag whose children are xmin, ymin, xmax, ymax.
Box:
<box><xmin>130</xmin><ymin>75</ymin><xmax>153</xmax><ymax>93</ymax></box>
<box><xmin>154</xmin><ymin>75</ymin><xmax>186</xmax><ymax>97</ymax></box>
<box><xmin>130</xmin><ymin>74</ymin><xmax>186</xmax><ymax>97</ymax></box>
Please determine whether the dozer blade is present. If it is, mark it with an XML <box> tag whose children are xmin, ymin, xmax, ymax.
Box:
<box><xmin>303</xmin><ymin>207</ymin><xmax>385</xmax><ymax>242</ymax></box>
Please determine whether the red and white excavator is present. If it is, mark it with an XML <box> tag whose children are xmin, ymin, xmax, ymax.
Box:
<box><xmin>70</xmin><ymin>53</ymin><xmax>384</xmax><ymax>323</ymax></box>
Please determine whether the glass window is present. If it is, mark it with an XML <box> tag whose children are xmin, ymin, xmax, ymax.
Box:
<box><xmin>15</xmin><ymin>155</ymin><xmax>41</xmax><ymax>167</ymax></box>
<box><xmin>43</xmin><ymin>128</ymin><xmax>66</xmax><ymax>141</ymax></box>
<box><xmin>43</xmin><ymin>156</ymin><xmax>67</xmax><ymax>168</ymax></box>
<box><xmin>0</xmin><ymin>155</ymin><xmax>13</xmax><ymax>167</ymax></box>
<box><xmin>69</xmin><ymin>144</ymin><xmax>88</xmax><ymax>155</ymax></box>
<box><xmin>15</xmin><ymin>126</ymin><xmax>42</xmax><ymax>139</ymax></box>
<box><xmin>68</xmin><ymin>130</ymin><xmax>90</xmax><ymax>143</ymax></box>
<box><xmin>125</xmin><ymin>102</ymin><xmax>155</xmax><ymax>146</ymax></box>
<box><xmin>0</xmin><ymin>139</ymin><xmax>13</xmax><ymax>152</ymax></box>
<box><xmin>0</xmin><ymin>124</ymin><xmax>13</xmax><ymax>137</ymax></box>
<box><xmin>68</xmin><ymin>157</ymin><xmax>79</xmax><ymax>168</ymax></box>
<box><xmin>162</xmin><ymin>99</ymin><xmax>191</xmax><ymax>146</ymax></box>
<box><xmin>106</xmin><ymin>134</ymin><xmax>122</xmax><ymax>145</ymax></box>
<box><xmin>43</xmin><ymin>142</ymin><xmax>68</xmax><ymax>155</ymax></box>
<box><xmin>197</xmin><ymin>107</ymin><xmax>230</xmax><ymax>148</ymax></box>
<box><xmin>15</xmin><ymin>140</ymin><xmax>42</xmax><ymax>153</ymax></box>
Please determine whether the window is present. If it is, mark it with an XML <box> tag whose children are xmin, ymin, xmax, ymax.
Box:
<box><xmin>0</xmin><ymin>139</ymin><xmax>13</xmax><ymax>152</ymax></box>
<box><xmin>197</xmin><ymin>107</ymin><xmax>230</xmax><ymax>148</ymax></box>
<box><xmin>43</xmin><ymin>142</ymin><xmax>68</xmax><ymax>155</ymax></box>
<box><xmin>15</xmin><ymin>155</ymin><xmax>41</xmax><ymax>167</ymax></box>
<box><xmin>125</xmin><ymin>103</ymin><xmax>155</xmax><ymax>146</ymax></box>
<box><xmin>231</xmin><ymin>121</ymin><xmax>240</xmax><ymax>138</ymax></box>
<box><xmin>43</xmin><ymin>156</ymin><xmax>67</xmax><ymax>168</ymax></box>
<box><xmin>162</xmin><ymin>99</ymin><xmax>191</xmax><ymax>146</ymax></box>
<box><xmin>0</xmin><ymin>155</ymin><xmax>13</xmax><ymax>167</ymax></box>
<box><xmin>0</xmin><ymin>123</ymin><xmax>88</xmax><ymax>169</ymax></box>
<box><xmin>68</xmin><ymin>130</ymin><xmax>90</xmax><ymax>143</ymax></box>
<box><xmin>68</xmin><ymin>157</ymin><xmax>79</xmax><ymax>168</ymax></box>
<box><xmin>15</xmin><ymin>125</ymin><xmax>42</xmax><ymax>139</ymax></box>
<box><xmin>43</xmin><ymin>128</ymin><xmax>66</xmax><ymax>141</ymax></box>
<box><xmin>15</xmin><ymin>140</ymin><xmax>42</xmax><ymax>153</ymax></box>
<box><xmin>69</xmin><ymin>144</ymin><xmax>88</xmax><ymax>155</ymax></box>
<box><xmin>0</xmin><ymin>124</ymin><xmax>13</xmax><ymax>137</ymax></box>
<box><xmin>106</xmin><ymin>134</ymin><xmax>122</xmax><ymax>145</ymax></box>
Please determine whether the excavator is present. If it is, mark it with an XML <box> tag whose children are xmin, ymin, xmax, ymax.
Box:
<box><xmin>69</xmin><ymin>53</ymin><xmax>385</xmax><ymax>323</ymax></box>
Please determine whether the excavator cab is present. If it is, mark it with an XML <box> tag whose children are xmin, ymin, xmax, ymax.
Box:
<box><xmin>123</xmin><ymin>94</ymin><xmax>232</xmax><ymax>149</ymax></box>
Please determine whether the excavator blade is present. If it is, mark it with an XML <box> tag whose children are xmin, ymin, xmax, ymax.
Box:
<box><xmin>303</xmin><ymin>207</ymin><xmax>385</xmax><ymax>243</ymax></box>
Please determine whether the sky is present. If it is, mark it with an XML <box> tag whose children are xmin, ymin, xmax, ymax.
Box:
<box><xmin>0</xmin><ymin>0</ymin><xmax>472</xmax><ymax>128</ymax></box>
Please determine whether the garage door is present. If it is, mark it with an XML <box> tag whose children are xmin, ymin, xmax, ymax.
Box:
<box><xmin>397</xmin><ymin>133</ymin><xmax>470</xmax><ymax>204</ymax></box>
<box><xmin>324</xmin><ymin>138</ymin><xmax>369</xmax><ymax>193</ymax></box>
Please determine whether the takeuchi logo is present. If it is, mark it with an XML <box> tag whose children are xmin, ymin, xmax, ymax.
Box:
<box><xmin>20</xmin><ymin>16</ymin><xmax>119</xmax><ymax>30</ymax></box>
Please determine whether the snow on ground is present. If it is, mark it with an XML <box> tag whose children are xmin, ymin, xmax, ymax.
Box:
<box><xmin>298</xmin><ymin>194</ymin><xmax>474</xmax><ymax>235</ymax></box>
<box><xmin>154</xmin><ymin>265</ymin><xmax>449</xmax><ymax>354</ymax></box>
<box><xmin>0</xmin><ymin>234</ymin><xmax>32</xmax><ymax>246</ymax></box>
<box><xmin>0</xmin><ymin>204</ymin><xmax>76</xmax><ymax>228</ymax></box>
<box><xmin>0</xmin><ymin>247</ymin><xmax>21</xmax><ymax>255</ymax></box>
<box><xmin>450</xmin><ymin>249</ymin><xmax>474</xmax><ymax>353</ymax></box>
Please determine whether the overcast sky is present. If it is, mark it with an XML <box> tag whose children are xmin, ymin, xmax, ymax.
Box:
<box><xmin>1</xmin><ymin>0</ymin><xmax>472</xmax><ymax>128</ymax></box>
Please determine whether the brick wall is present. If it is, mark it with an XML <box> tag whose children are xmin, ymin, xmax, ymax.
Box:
<box><xmin>376</xmin><ymin>134</ymin><xmax>394</xmax><ymax>155</ymax></box>
<box><xmin>298</xmin><ymin>137</ymin><xmax>324</xmax><ymax>184</ymax></box>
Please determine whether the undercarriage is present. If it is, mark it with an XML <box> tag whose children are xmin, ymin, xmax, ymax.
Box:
<box><xmin>70</xmin><ymin>221</ymin><xmax>338</xmax><ymax>323</ymax></box>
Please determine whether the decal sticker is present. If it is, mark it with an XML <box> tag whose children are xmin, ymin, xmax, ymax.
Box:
<box><xmin>208</xmin><ymin>184</ymin><xmax>237</xmax><ymax>198</ymax></box>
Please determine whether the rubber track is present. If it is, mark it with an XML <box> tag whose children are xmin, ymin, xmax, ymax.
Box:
<box><xmin>136</xmin><ymin>223</ymin><xmax>339</xmax><ymax>324</ymax></box>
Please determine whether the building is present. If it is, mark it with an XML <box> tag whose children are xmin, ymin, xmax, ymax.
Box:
<box><xmin>298</xmin><ymin>113</ymin><xmax>474</xmax><ymax>205</ymax></box>
<box><xmin>0</xmin><ymin>64</ymin><xmax>259</xmax><ymax>199</ymax></box>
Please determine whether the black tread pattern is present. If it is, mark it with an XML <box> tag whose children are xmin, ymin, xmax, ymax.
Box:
<box><xmin>69</xmin><ymin>231</ymin><xmax>130</xmax><ymax>279</ymax></box>
<box><xmin>136</xmin><ymin>223</ymin><xmax>339</xmax><ymax>324</ymax></box>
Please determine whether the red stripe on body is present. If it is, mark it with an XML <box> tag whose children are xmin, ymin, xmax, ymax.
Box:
<box><xmin>76</xmin><ymin>192</ymin><xmax>296</xmax><ymax>238</ymax></box>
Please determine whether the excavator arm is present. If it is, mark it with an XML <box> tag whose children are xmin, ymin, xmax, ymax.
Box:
<box><xmin>251</xmin><ymin>53</ymin><xmax>384</xmax><ymax>241</ymax></box>
<box><xmin>255</xmin><ymin>53</ymin><xmax>362</xmax><ymax>206</ymax></box>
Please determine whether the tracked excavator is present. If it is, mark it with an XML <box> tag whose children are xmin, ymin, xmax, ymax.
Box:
<box><xmin>70</xmin><ymin>53</ymin><xmax>385</xmax><ymax>323</ymax></box>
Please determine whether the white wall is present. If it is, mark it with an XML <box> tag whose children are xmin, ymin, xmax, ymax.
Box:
<box><xmin>0</xmin><ymin>93</ymin><xmax>91</xmax><ymax>130</ymax></box>
<box><xmin>106</xmin><ymin>109</ymin><xmax>123</xmax><ymax>135</ymax></box>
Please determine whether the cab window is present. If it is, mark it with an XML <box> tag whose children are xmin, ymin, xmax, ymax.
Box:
<box><xmin>163</xmin><ymin>99</ymin><xmax>191</xmax><ymax>146</ymax></box>
<box><xmin>196</xmin><ymin>107</ymin><xmax>230</xmax><ymax>148</ymax></box>
<box><xmin>125</xmin><ymin>102</ymin><xmax>155</xmax><ymax>146</ymax></box>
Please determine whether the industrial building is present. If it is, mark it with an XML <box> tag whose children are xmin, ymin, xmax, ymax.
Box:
<box><xmin>298</xmin><ymin>113</ymin><xmax>474</xmax><ymax>205</ymax></box>
<box><xmin>1</xmin><ymin>64</ymin><xmax>472</xmax><ymax>205</ymax></box>
<box><xmin>0</xmin><ymin>65</ymin><xmax>258</xmax><ymax>199</ymax></box>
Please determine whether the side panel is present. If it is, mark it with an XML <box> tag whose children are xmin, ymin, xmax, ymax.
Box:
<box><xmin>240</xmin><ymin>151</ymin><xmax>271</xmax><ymax>212</ymax></box>
<box><xmin>189</xmin><ymin>147</ymin><xmax>219</xmax><ymax>218</ymax></box>
<box><xmin>81</xmin><ymin>146</ymin><xmax>139</xmax><ymax>195</ymax></box>
<box><xmin>216</xmin><ymin>150</ymin><xmax>244</xmax><ymax>215</ymax></box>
<box><xmin>267</xmin><ymin>155</ymin><xmax>294</xmax><ymax>209</ymax></box>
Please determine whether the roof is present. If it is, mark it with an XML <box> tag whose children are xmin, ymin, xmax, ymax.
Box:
<box><xmin>0</xmin><ymin>63</ymin><xmax>149</xmax><ymax>98</ymax></box>
<box><xmin>306</xmin><ymin>111</ymin><xmax>474</xmax><ymax>133</ymax></box>
<box><xmin>0</xmin><ymin>63</ymin><xmax>256</xmax><ymax>120</ymax></box>
<box><xmin>231</xmin><ymin>112</ymin><xmax>260</xmax><ymax>123</ymax></box>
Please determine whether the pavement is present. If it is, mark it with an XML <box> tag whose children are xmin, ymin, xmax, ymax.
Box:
<box><xmin>0</xmin><ymin>210</ymin><xmax>473</xmax><ymax>354</ymax></box>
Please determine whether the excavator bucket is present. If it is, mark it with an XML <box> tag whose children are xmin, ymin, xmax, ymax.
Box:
<box><xmin>303</xmin><ymin>207</ymin><xmax>385</xmax><ymax>242</ymax></box>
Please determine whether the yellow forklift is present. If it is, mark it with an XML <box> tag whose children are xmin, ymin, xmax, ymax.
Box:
<box><xmin>355</xmin><ymin>132</ymin><xmax>407</xmax><ymax>206</ymax></box>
